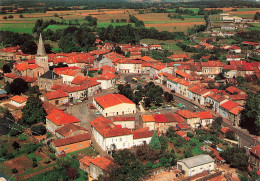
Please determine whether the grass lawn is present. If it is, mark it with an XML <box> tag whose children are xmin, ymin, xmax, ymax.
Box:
<box><xmin>162</xmin><ymin>44</ymin><xmax>182</xmax><ymax>51</ymax></box>
<box><xmin>66</xmin><ymin>147</ymin><xmax>98</xmax><ymax>158</ymax></box>
<box><xmin>247</xmin><ymin>27</ymin><xmax>260</xmax><ymax>31</ymax></box>
<box><xmin>0</xmin><ymin>23</ymin><xmax>34</xmax><ymax>34</ymax></box>
<box><xmin>237</xmin><ymin>8</ymin><xmax>260</xmax><ymax>12</ymax></box>
<box><xmin>192</xmin><ymin>146</ymin><xmax>204</xmax><ymax>155</ymax></box>
<box><xmin>251</xmin><ymin>23</ymin><xmax>260</xmax><ymax>27</ymax></box>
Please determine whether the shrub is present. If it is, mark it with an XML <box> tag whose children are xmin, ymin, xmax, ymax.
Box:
<box><xmin>12</xmin><ymin>168</ymin><xmax>18</xmax><ymax>174</ymax></box>
<box><xmin>187</xmin><ymin>132</ymin><xmax>194</xmax><ymax>138</ymax></box>
<box><xmin>145</xmin><ymin>161</ymin><xmax>153</xmax><ymax>170</ymax></box>
<box><xmin>31</xmin><ymin>125</ymin><xmax>46</xmax><ymax>135</ymax></box>
<box><xmin>18</xmin><ymin>134</ymin><xmax>26</xmax><ymax>141</ymax></box>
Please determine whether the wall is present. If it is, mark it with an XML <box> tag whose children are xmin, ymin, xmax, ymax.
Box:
<box><xmin>177</xmin><ymin>161</ymin><xmax>214</xmax><ymax>177</ymax></box>
<box><xmin>53</xmin><ymin>140</ymin><xmax>91</xmax><ymax>154</ymax></box>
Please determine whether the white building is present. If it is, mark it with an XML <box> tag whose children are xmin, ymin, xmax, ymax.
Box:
<box><xmin>112</xmin><ymin>117</ymin><xmax>135</xmax><ymax>130</ymax></box>
<box><xmin>96</xmin><ymin>73</ymin><xmax>116</xmax><ymax>89</ymax></box>
<box><xmin>90</xmin><ymin>117</ymin><xmax>153</xmax><ymax>152</ymax></box>
<box><xmin>196</xmin><ymin>112</ymin><xmax>214</xmax><ymax>127</ymax></box>
<box><xmin>205</xmin><ymin>93</ymin><xmax>228</xmax><ymax>113</ymax></box>
<box><xmin>177</xmin><ymin>154</ymin><xmax>215</xmax><ymax>177</ymax></box>
<box><xmin>93</xmin><ymin>94</ymin><xmax>136</xmax><ymax>117</ymax></box>
<box><xmin>10</xmin><ymin>95</ymin><xmax>27</xmax><ymax>107</ymax></box>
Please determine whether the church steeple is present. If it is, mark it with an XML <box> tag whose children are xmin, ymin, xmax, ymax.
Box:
<box><xmin>37</xmin><ymin>33</ymin><xmax>46</xmax><ymax>56</ymax></box>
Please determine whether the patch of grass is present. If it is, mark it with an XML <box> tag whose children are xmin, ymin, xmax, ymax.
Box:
<box><xmin>66</xmin><ymin>146</ymin><xmax>98</xmax><ymax>158</ymax></box>
<box><xmin>237</xmin><ymin>8</ymin><xmax>260</xmax><ymax>12</ymax></box>
<box><xmin>0</xmin><ymin>23</ymin><xmax>34</xmax><ymax>34</ymax></box>
<box><xmin>44</xmin><ymin>25</ymin><xmax>71</xmax><ymax>31</ymax></box>
<box><xmin>192</xmin><ymin>146</ymin><xmax>204</xmax><ymax>155</ymax></box>
<box><xmin>247</xmin><ymin>27</ymin><xmax>260</xmax><ymax>31</ymax></box>
<box><xmin>162</xmin><ymin>44</ymin><xmax>182</xmax><ymax>51</ymax></box>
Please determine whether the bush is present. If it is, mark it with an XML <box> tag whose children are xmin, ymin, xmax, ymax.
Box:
<box><xmin>31</xmin><ymin>125</ymin><xmax>46</xmax><ymax>135</ymax></box>
<box><xmin>151</xmin><ymin>163</ymin><xmax>163</xmax><ymax>169</ymax></box>
<box><xmin>187</xmin><ymin>132</ymin><xmax>194</xmax><ymax>138</ymax></box>
<box><xmin>12</xmin><ymin>168</ymin><xmax>18</xmax><ymax>174</ymax></box>
<box><xmin>145</xmin><ymin>161</ymin><xmax>153</xmax><ymax>170</ymax></box>
<box><xmin>18</xmin><ymin>134</ymin><xmax>26</xmax><ymax>141</ymax></box>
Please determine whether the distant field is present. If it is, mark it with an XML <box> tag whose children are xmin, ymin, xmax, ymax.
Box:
<box><xmin>44</xmin><ymin>25</ymin><xmax>71</xmax><ymax>31</ymax></box>
<box><xmin>0</xmin><ymin>23</ymin><xmax>34</xmax><ymax>34</ymax></box>
<box><xmin>97</xmin><ymin>22</ymin><xmax>134</xmax><ymax>28</ymax></box>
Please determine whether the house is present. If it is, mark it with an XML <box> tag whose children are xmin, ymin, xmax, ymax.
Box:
<box><xmin>4</xmin><ymin>73</ymin><xmax>18</xmax><ymax>83</ymax></box>
<box><xmin>38</xmin><ymin>71</ymin><xmax>63</xmax><ymax>91</ymax></box>
<box><xmin>141</xmin><ymin>115</ymin><xmax>155</xmax><ymax>130</ymax></box>
<box><xmin>168</xmin><ymin>54</ymin><xmax>189</xmax><ymax>61</ymax></box>
<box><xmin>225</xmin><ymin>86</ymin><xmax>245</xmax><ymax>95</ymax></box>
<box><xmin>51</xmin><ymin>133</ymin><xmax>91</xmax><ymax>154</ymax></box>
<box><xmin>177</xmin><ymin>110</ymin><xmax>200</xmax><ymax>128</ymax></box>
<box><xmin>249</xmin><ymin>145</ymin><xmax>260</xmax><ymax>171</ymax></box>
<box><xmin>205</xmin><ymin>93</ymin><xmax>228</xmax><ymax>113</ymax></box>
<box><xmin>89</xmin><ymin>156</ymin><xmax>115</xmax><ymax>180</ymax></box>
<box><xmin>219</xmin><ymin>100</ymin><xmax>241</xmax><ymax>119</ymax></box>
<box><xmin>117</xmin><ymin>59</ymin><xmax>142</xmax><ymax>73</ymax></box>
<box><xmin>112</xmin><ymin>117</ymin><xmax>135</xmax><ymax>129</ymax></box>
<box><xmin>54</xmin><ymin>67</ymin><xmax>83</xmax><ymax>85</ymax></box>
<box><xmin>90</xmin><ymin>117</ymin><xmax>133</xmax><ymax>152</ymax></box>
<box><xmin>150</xmin><ymin>45</ymin><xmax>162</xmax><ymax>50</ymax></box>
<box><xmin>230</xmin><ymin>46</ymin><xmax>241</xmax><ymax>54</ymax></box>
<box><xmin>132</xmin><ymin>127</ymin><xmax>154</xmax><ymax>146</ymax></box>
<box><xmin>55</xmin><ymin>124</ymin><xmax>88</xmax><ymax>139</ymax></box>
<box><xmin>226</xmin><ymin>54</ymin><xmax>241</xmax><ymax>61</ymax></box>
<box><xmin>13</xmin><ymin>62</ymin><xmax>45</xmax><ymax>78</ymax></box>
<box><xmin>51</xmin><ymin>84</ymin><xmax>88</xmax><ymax>102</ymax></box>
<box><xmin>10</xmin><ymin>95</ymin><xmax>27</xmax><ymax>107</ymax></box>
<box><xmin>95</xmin><ymin>52</ymin><xmax>124</xmax><ymax>68</ymax></box>
<box><xmin>96</xmin><ymin>72</ymin><xmax>116</xmax><ymax>89</ymax></box>
<box><xmin>229</xmin><ymin>106</ymin><xmax>243</xmax><ymax>126</ymax></box>
<box><xmin>187</xmin><ymin>85</ymin><xmax>211</xmax><ymax>105</ymax></box>
<box><xmin>196</xmin><ymin>111</ymin><xmax>213</xmax><ymax>127</ymax></box>
<box><xmin>201</xmin><ymin>61</ymin><xmax>223</xmax><ymax>78</ymax></box>
<box><xmin>166</xmin><ymin>76</ymin><xmax>182</xmax><ymax>93</ymax></box>
<box><xmin>154</xmin><ymin>113</ymin><xmax>185</xmax><ymax>133</ymax></box>
<box><xmin>221</xmin><ymin>24</ymin><xmax>236</xmax><ymax>30</ymax></box>
<box><xmin>177</xmin><ymin>154</ymin><xmax>215</xmax><ymax>177</ymax></box>
<box><xmin>46</xmin><ymin>109</ymin><xmax>81</xmax><ymax>133</ymax></box>
<box><xmin>93</xmin><ymin>94</ymin><xmax>136</xmax><ymax>117</ymax></box>
<box><xmin>223</xmin><ymin>65</ymin><xmax>237</xmax><ymax>78</ymax></box>
<box><xmin>41</xmin><ymin>89</ymin><xmax>69</xmax><ymax>106</ymax></box>
<box><xmin>0</xmin><ymin>89</ymin><xmax>7</xmax><ymax>99</ymax></box>
<box><xmin>79</xmin><ymin>156</ymin><xmax>93</xmax><ymax>174</ymax></box>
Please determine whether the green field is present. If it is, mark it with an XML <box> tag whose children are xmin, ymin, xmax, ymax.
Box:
<box><xmin>162</xmin><ymin>44</ymin><xmax>182</xmax><ymax>51</ymax></box>
<box><xmin>44</xmin><ymin>24</ymin><xmax>71</xmax><ymax>31</ymax></box>
<box><xmin>0</xmin><ymin>23</ymin><xmax>34</xmax><ymax>34</ymax></box>
<box><xmin>97</xmin><ymin>22</ymin><xmax>134</xmax><ymax>28</ymax></box>
<box><xmin>237</xmin><ymin>8</ymin><xmax>260</xmax><ymax>12</ymax></box>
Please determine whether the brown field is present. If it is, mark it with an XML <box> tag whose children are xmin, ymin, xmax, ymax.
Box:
<box><xmin>145</xmin><ymin>21</ymin><xmax>205</xmax><ymax>27</ymax></box>
<box><xmin>205</xmin><ymin>8</ymin><xmax>235</xmax><ymax>11</ymax></box>
<box><xmin>136</xmin><ymin>13</ymin><xmax>169</xmax><ymax>21</ymax></box>
<box><xmin>229</xmin><ymin>10</ymin><xmax>260</xmax><ymax>15</ymax></box>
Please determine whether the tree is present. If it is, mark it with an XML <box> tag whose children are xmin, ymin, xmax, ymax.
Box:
<box><xmin>22</xmin><ymin>96</ymin><xmax>47</xmax><ymax>125</ymax></box>
<box><xmin>236</xmin><ymin>76</ymin><xmax>246</xmax><ymax>85</ymax></box>
<box><xmin>254</xmin><ymin>12</ymin><xmax>260</xmax><ymax>20</ymax></box>
<box><xmin>221</xmin><ymin>147</ymin><xmax>248</xmax><ymax>171</ymax></box>
<box><xmin>19</xmin><ymin>14</ymin><xmax>23</xmax><ymax>18</ymax></box>
<box><xmin>212</xmin><ymin>117</ymin><xmax>222</xmax><ymax>132</ymax></box>
<box><xmin>2</xmin><ymin>64</ymin><xmax>11</xmax><ymax>73</ymax></box>
<box><xmin>66</xmin><ymin>167</ymin><xmax>78</xmax><ymax>180</ymax></box>
<box><xmin>12</xmin><ymin>141</ymin><xmax>20</xmax><ymax>150</ymax></box>
<box><xmin>10</xmin><ymin>78</ymin><xmax>28</xmax><ymax>95</ymax></box>
<box><xmin>207</xmin><ymin>81</ymin><xmax>216</xmax><ymax>89</ymax></box>
<box><xmin>8</xmin><ymin>15</ymin><xmax>13</xmax><ymax>19</ymax></box>
<box><xmin>3</xmin><ymin>16</ymin><xmax>7</xmax><ymax>20</ymax></box>
<box><xmin>31</xmin><ymin>125</ymin><xmax>46</xmax><ymax>135</ymax></box>
<box><xmin>149</xmin><ymin>131</ymin><xmax>161</xmax><ymax>150</ymax></box>
<box><xmin>144</xmin><ymin>97</ymin><xmax>152</xmax><ymax>107</ymax></box>
<box><xmin>21</xmin><ymin>40</ymin><xmax>37</xmax><ymax>54</ymax></box>
<box><xmin>44</xmin><ymin>43</ymin><xmax>52</xmax><ymax>54</ymax></box>
<box><xmin>9</xmin><ymin>123</ymin><xmax>22</xmax><ymax>137</ymax></box>
<box><xmin>115</xmin><ymin>46</ymin><xmax>122</xmax><ymax>54</ymax></box>
<box><xmin>225</xmin><ymin>130</ymin><xmax>236</xmax><ymax>140</ymax></box>
<box><xmin>136</xmin><ymin>144</ymin><xmax>159</xmax><ymax>162</ymax></box>
<box><xmin>240</xmin><ymin>93</ymin><xmax>260</xmax><ymax>135</ymax></box>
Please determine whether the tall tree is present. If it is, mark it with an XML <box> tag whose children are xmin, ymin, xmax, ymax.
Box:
<box><xmin>240</xmin><ymin>93</ymin><xmax>260</xmax><ymax>135</ymax></box>
<box><xmin>10</xmin><ymin>78</ymin><xmax>28</xmax><ymax>95</ymax></box>
<box><xmin>22</xmin><ymin>96</ymin><xmax>47</xmax><ymax>125</ymax></box>
<box><xmin>149</xmin><ymin>131</ymin><xmax>161</xmax><ymax>150</ymax></box>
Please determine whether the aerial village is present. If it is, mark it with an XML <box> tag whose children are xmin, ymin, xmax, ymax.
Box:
<box><xmin>0</xmin><ymin>2</ymin><xmax>260</xmax><ymax>181</ymax></box>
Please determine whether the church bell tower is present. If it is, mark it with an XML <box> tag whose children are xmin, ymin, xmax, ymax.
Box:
<box><xmin>35</xmin><ymin>33</ymin><xmax>49</xmax><ymax>72</ymax></box>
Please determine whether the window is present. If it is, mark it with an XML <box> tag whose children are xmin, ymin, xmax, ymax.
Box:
<box><xmin>120</xmin><ymin>138</ymin><xmax>122</xmax><ymax>141</ymax></box>
<box><xmin>78</xmin><ymin>144</ymin><xmax>82</xmax><ymax>147</ymax></box>
<box><xmin>64</xmin><ymin>147</ymin><xmax>69</xmax><ymax>150</ymax></box>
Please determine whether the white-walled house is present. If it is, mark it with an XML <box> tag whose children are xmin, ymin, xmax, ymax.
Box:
<box><xmin>188</xmin><ymin>85</ymin><xmax>211</xmax><ymax>105</ymax></box>
<box><xmin>90</xmin><ymin>117</ymin><xmax>153</xmax><ymax>152</ymax></box>
<box><xmin>177</xmin><ymin>110</ymin><xmax>200</xmax><ymax>128</ymax></box>
<box><xmin>205</xmin><ymin>93</ymin><xmax>228</xmax><ymax>113</ymax></box>
<box><xmin>93</xmin><ymin>94</ymin><xmax>136</xmax><ymax>117</ymax></box>
<box><xmin>219</xmin><ymin>100</ymin><xmax>240</xmax><ymax>119</ymax></box>
<box><xmin>177</xmin><ymin>154</ymin><xmax>215</xmax><ymax>177</ymax></box>
<box><xmin>10</xmin><ymin>95</ymin><xmax>27</xmax><ymax>107</ymax></box>
<box><xmin>96</xmin><ymin>73</ymin><xmax>116</xmax><ymax>89</ymax></box>
<box><xmin>196</xmin><ymin>111</ymin><xmax>213</xmax><ymax>127</ymax></box>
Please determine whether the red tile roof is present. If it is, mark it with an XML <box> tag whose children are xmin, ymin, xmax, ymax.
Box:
<box><xmin>175</xmin><ymin>70</ymin><xmax>191</xmax><ymax>78</ymax></box>
<box><xmin>46</xmin><ymin>109</ymin><xmax>80</xmax><ymax>126</ymax></box>
<box><xmin>141</xmin><ymin>115</ymin><xmax>155</xmax><ymax>122</ymax></box>
<box><xmin>79</xmin><ymin>156</ymin><xmax>93</xmax><ymax>167</ymax></box>
<box><xmin>44</xmin><ymin>89</ymin><xmax>68</xmax><ymax>100</ymax></box>
<box><xmin>196</xmin><ymin>111</ymin><xmax>213</xmax><ymax>119</ymax></box>
<box><xmin>51</xmin><ymin>84</ymin><xmax>87</xmax><ymax>93</ymax></box>
<box><xmin>175</xmin><ymin>130</ymin><xmax>187</xmax><ymax>137</ymax></box>
<box><xmin>176</xmin><ymin>123</ymin><xmax>189</xmax><ymax>130</ymax></box>
<box><xmin>226</xmin><ymin>86</ymin><xmax>242</xmax><ymax>94</ymax></box>
<box><xmin>177</xmin><ymin>110</ymin><xmax>199</xmax><ymax>119</ymax></box>
<box><xmin>96</xmin><ymin>72</ymin><xmax>115</xmax><ymax>80</ymax></box>
<box><xmin>132</xmin><ymin>128</ymin><xmax>153</xmax><ymax>139</ymax></box>
<box><xmin>229</xmin><ymin>94</ymin><xmax>248</xmax><ymax>101</ymax></box>
<box><xmin>220</xmin><ymin>101</ymin><xmax>240</xmax><ymax>111</ymax></box>
<box><xmin>163</xmin><ymin>113</ymin><xmax>184</xmax><ymax>123</ymax></box>
<box><xmin>4</xmin><ymin>73</ymin><xmax>18</xmax><ymax>79</ymax></box>
<box><xmin>90</xmin><ymin>156</ymin><xmax>115</xmax><ymax>170</ymax></box>
<box><xmin>221</xmin><ymin>127</ymin><xmax>231</xmax><ymax>134</ymax></box>
<box><xmin>201</xmin><ymin>61</ymin><xmax>222</xmax><ymax>67</ymax></box>
<box><xmin>206</xmin><ymin>93</ymin><xmax>226</xmax><ymax>103</ymax></box>
<box><xmin>55</xmin><ymin>123</ymin><xmax>87</xmax><ymax>137</ymax></box>
<box><xmin>154</xmin><ymin>114</ymin><xmax>167</xmax><ymax>123</ymax></box>
<box><xmin>90</xmin><ymin>117</ymin><xmax>132</xmax><ymax>138</ymax></box>
<box><xmin>52</xmin><ymin>133</ymin><xmax>91</xmax><ymax>147</ymax></box>
<box><xmin>94</xmin><ymin>94</ymin><xmax>135</xmax><ymax>108</ymax></box>
<box><xmin>188</xmin><ymin>85</ymin><xmax>210</xmax><ymax>96</ymax></box>
<box><xmin>170</xmin><ymin>54</ymin><xmax>188</xmax><ymax>59</ymax></box>
<box><xmin>112</xmin><ymin>117</ymin><xmax>135</xmax><ymax>122</ymax></box>
<box><xmin>20</xmin><ymin>76</ymin><xmax>37</xmax><ymax>83</ymax></box>
<box><xmin>11</xmin><ymin>95</ymin><xmax>27</xmax><ymax>104</ymax></box>
<box><xmin>42</xmin><ymin>101</ymin><xmax>59</xmax><ymax>114</ymax></box>
<box><xmin>250</xmin><ymin>145</ymin><xmax>260</xmax><ymax>158</ymax></box>
<box><xmin>229</xmin><ymin>106</ymin><xmax>243</xmax><ymax>115</ymax></box>
<box><xmin>14</xmin><ymin>63</ymin><xmax>38</xmax><ymax>71</ymax></box>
